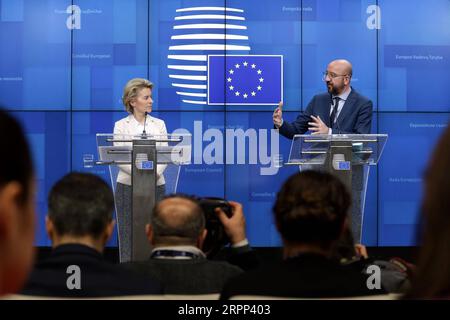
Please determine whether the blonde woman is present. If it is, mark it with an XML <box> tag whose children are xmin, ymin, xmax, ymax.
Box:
<box><xmin>113</xmin><ymin>78</ymin><xmax>167</xmax><ymax>262</ymax></box>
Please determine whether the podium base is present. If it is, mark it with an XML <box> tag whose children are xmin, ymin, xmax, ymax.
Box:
<box><xmin>115</xmin><ymin>182</ymin><xmax>166</xmax><ymax>263</ymax></box>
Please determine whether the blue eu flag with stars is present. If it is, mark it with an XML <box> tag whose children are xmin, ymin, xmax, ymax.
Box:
<box><xmin>208</xmin><ymin>55</ymin><xmax>283</xmax><ymax>105</ymax></box>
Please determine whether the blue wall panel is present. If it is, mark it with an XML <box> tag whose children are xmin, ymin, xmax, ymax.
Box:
<box><xmin>0</xmin><ymin>0</ymin><xmax>448</xmax><ymax>247</ymax></box>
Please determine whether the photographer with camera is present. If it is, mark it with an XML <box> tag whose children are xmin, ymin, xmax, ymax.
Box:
<box><xmin>209</xmin><ymin>199</ymin><xmax>260</xmax><ymax>272</ymax></box>
<box><xmin>124</xmin><ymin>195</ymin><xmax>253</xmax><ymax>294</ymax></box>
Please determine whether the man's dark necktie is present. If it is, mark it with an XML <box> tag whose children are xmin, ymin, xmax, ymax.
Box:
<box><xmin>329</xmin><ymin>96</ymin><xmax>340</xmax><ymax>128</ymax></box>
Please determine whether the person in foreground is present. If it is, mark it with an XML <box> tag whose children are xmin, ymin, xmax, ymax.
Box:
<box><xmin>21</xmin><ymin>172</ymin><xmax>162</xmax><ymax>297</ymax></box>
<box><xmin>0</xmin><ymin>109</ymin><xmax>36</xmax><ymax>296</ymax></box>
<box><xmin>404</xmin><ymin>125</ymin><xmax>450</xmax><ymax>299</ymax></box>
<box><xmin>124</xmin><ymin>195</ymin><xmax>251</xmax><ymax>294</ymax></box>
<box><xmin>221</xmin><ymin>171</ymin><xmax>385</xmax><ymax>299</ymax></box>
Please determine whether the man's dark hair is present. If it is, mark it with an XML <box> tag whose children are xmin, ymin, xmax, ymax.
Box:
<box><xmin>151</xmin><ymin>194</ymin><xmax>205</xmax><ymax>246</ymax></box>
<box><xmin>273</xmin><ymin>170</ymin><xmax>350</xmax><ymax>249</ymax></box>
<box><xmin>48</xmin><ymin>172</ymin><xmax>114</xmax><ymax>239</ymax></box>
<box><xmin>0</xmin><ymin>109</ymin><xmax>34</xmax><ymax>204</ymax></box>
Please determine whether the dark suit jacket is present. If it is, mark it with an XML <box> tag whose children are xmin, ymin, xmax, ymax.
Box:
<box><xmin>125</xmin><ymin>257</ymin><xmax>243</xmax><ymax>294</ymax></box>
<box><xmin>220</xmin><ymin>253</ymin><xmax>385</xmax><ymax>299</ymax></box>
<box><xmin>213</xmin><ymin>244</ymin><xmax>260</xmax><ymax>271</ymax></box>
<box><xmin>279</xmin><ymin>88</ymin><xmax>373</xmax><ymax>139</ymax></box>
<box><xmin>21</xmin><ymin>244</ymin><xmax>162</xmax><ymax>297</ymax></box>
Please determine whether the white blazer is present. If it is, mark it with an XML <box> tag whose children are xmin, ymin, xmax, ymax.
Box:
<box><xmin>113</xmin><ymin>114</ymin><xmax>168</xmax><ymax>186</ymax></box>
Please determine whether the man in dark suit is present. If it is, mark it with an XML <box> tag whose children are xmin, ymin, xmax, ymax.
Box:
<box><xmin>273</xmin><ymin>59</ymin><xmax>372</xmax><ymax>137</ymax></box>
<box><xmin>124</xmin><ymin>195</ymin><xmax>252</xmax><ymax>294</ymax></box>
<box><xmin>21</xmin><ymin>173</ymin><xmax>162</xmax><ymax>297</ymax></box>
<box><xmin>221</xmin><ymin>171</ymin><xmax>385</xmax><ymax>299</ymax></box>
<box><xmin>273</xmin><ymin>59</ymin><xmax>373</xmax><ymax>243</ymax></box>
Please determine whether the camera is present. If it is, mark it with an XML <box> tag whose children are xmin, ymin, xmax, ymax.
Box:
<box><xmin>197</xmin><ymin>197</ymin><xmax>232</xmax><ymax>258</ymax></box>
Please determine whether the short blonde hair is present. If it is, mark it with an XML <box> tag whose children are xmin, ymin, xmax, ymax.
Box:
<box><xmin>122</xmin><ymin>78</ymin><xmax>153</xmax><ymax>113</ymax></box>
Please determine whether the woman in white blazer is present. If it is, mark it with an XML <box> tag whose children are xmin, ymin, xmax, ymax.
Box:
<box><xmin>113</xmin><ymin>78</ymin><xmax>167</xmax><ymax>262</ymax></box>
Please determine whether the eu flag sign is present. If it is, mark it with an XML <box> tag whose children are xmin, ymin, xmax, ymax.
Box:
<box><xmin>208</xmin><ymin>55</ymin><xmax>283</xmax><ymax>105</ymax></box>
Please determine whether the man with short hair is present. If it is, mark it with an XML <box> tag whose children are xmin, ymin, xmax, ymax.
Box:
<box><xmin>125</xmin><ymin>195</ymin><xmax>249</xmax><ymax>294</ymax></box>
<box><xmin>221</xmin><ymin>171</ymin><xmax>384</xmax><ymax>299</ymax></box>
<box><xmin>21</xmin><ymin>172</ymin><xmax>162</xmax><ymax>297</ymax></box>
<box><xmin>273</xmin><ymin>59</ymin><xmax>373</xmax><ymax>136</ymax></box>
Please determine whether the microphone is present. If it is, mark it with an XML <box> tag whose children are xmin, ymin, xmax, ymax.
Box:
<box><xmin>142</xmin><ymin>111</ymin><xmax>148</xmax><ymax>138</ymax></box>
<box><xmin>329</xmin><ymin>93</ymin><xmax>333</xmax><ymax>119</ymax></box>
<box><xmin>334</xmin><ymin>97</ymin><xmax>343</xmax><ymax>134</ymax></box>
<box><xmin>329</xmin><ymin>94</ymin><xmax>335</xmax><ymax>133</ymax></box>
<box><xmin>330</xmin><ymin>94</ymin><xmax>343</xmax><ymax>135</ymax></box>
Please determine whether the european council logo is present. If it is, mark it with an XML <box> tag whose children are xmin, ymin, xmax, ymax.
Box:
<box><xmin>167</xmin><ymin>6</ymin><xmax>283</xmax><ymax>106</ymax></box>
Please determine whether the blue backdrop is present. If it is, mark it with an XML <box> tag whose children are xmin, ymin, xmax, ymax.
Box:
<box><xmin>0</xmin><ymin>0</ymin><xmax>448</xmax><ymax>247</ymax></box>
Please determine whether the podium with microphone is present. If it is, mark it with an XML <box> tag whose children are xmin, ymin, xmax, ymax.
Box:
<box><xmin>286</xmin><ymin>133</ymin><xmax>388</xmax><ymax>243</ymax></box>
<box><xmin>94</xmin><ymin>132</ymin><xmax>191</xmax><ymax>261</ymax></box>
